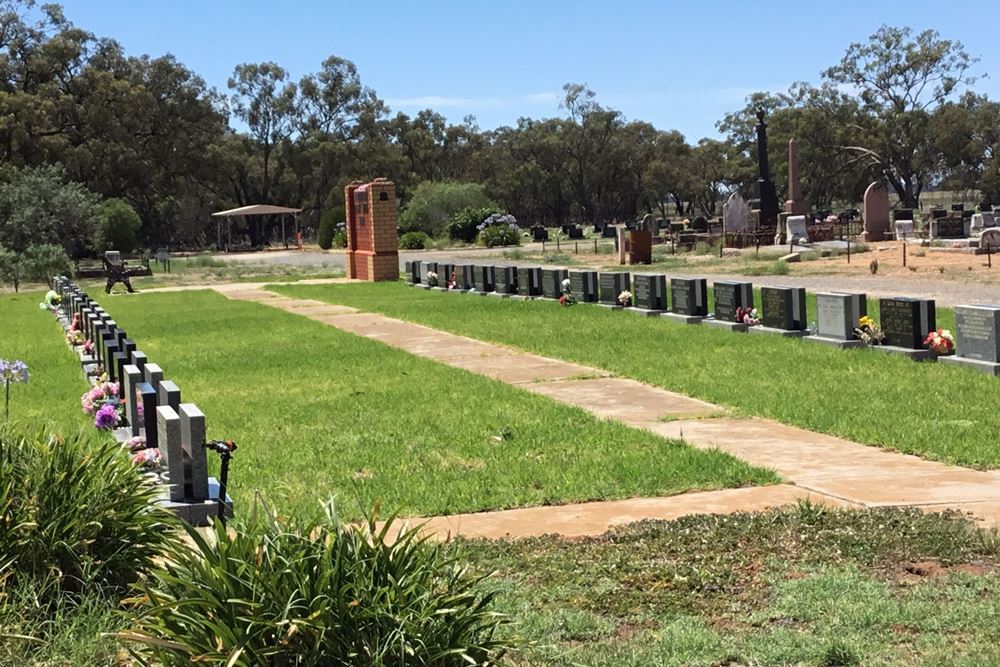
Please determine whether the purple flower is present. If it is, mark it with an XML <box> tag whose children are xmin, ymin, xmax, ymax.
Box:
<box><xmin>94</xmin><ymin>403</ymin><xmax>119</xmax><ymax>430</ymax></box>
<box><xmin>0</xmin><ymin>359</ymin><xmax>29</xmax><ymax>384</ymax></box>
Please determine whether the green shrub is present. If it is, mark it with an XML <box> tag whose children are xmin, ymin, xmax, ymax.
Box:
<box><xmin>0</xmin><ymin>425</ymin><xmax>173</xmax><ymax>602</ymax></box>
<box><xmin>398</xmin><ymin>181</ymin><xmax>495</xmax><ymax>237</ymax></box>
<box><xmin>92</xmin><ymin>198</ymin><xmax>141</xmax><ymax>254</ymax></box>
<box><xmin>125</xmin><ymin>503</ymin><xmax>511</xmax><ymax>666</ymax></box>
<box><xmin>0</xmin><ymin>243</ymin><xmax>71</xmax><ymax>291</ymax></box>
<box><xmin>447</xmin><ymin>205</ymin><xmax>504</xmax><ymax>242</ymax></box>
<box><xmin>318</xmin><ymin>206</ymin><xmax>343</xmax><ymax>250</ymax></box>
<box><xmin>399</xmin><ymin>230</ymin><xmax>431</xmax><ymax>249</ymax></box>
<box><xmin>333</xmin><ymin>228</ymin><xmax>348</xmax><ymax>248</ymax></box>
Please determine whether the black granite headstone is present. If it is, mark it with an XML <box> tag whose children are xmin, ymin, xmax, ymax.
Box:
<box><xmin>670</xmin><ymin>278</ymin><xmax>708</xmax><ymax>316</ymax></box>
<box><xmin>598</xmin><ymin>272</ymin><xmax>630</xmax><ymax>305</ymax></box>
<box><xmin>495</xmin><ymin>267</ymin><xmax>518</xmax><ymax>294</ymax></box>
<box><xmin>516</xmin><ymin>267</ymin><xmax>542</xmax><ymax>296</ymax></box>
<box><xmin>541</xmin><ymin>268</ymin><xmax>569</xmax><ymax>299</ymax></box>
<box><xmin>632</xmin><ymin>274</ymin><xmax>667</xmax><ymax>311</ymax></box>
<box><xmin>474</xmin><ymin>265</ymin><xmax>495</xmax><ymax>292</ymax></box>
<box><xmin>879</xmin><ymin>297</ymin><xmax>935</xmax><ymax>349</ymax></box>
<box><xmin>137</xmin><ymin>382</ymin><xmax>158</xmax><ymax>448</ymax></box>
<box><xmin>452</xmin><ymin>264</ymin><xmax>474</xmax><ymax>290</ymax></box>
<box><xmin>761</xmin><ymin>286</ymin><xmax>807</xmax><ymax>330</ymax></box>
<box><xmin>713</xmin><ymin>281</ymin><xmax>753</xmax><ymax>322</ymax></box>
<box><xmin>569</xmin><ymin>270</ymin><xmax>598</xmax><ymax>302</ymax></box>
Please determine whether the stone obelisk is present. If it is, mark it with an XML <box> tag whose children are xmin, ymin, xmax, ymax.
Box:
<box><xmin>785</xmin><ymin>138</ymin><xmax>809</xmax><ymax>215</ymax></box>
<box><xmin>751</xmin><ymin>110</ymin><xmax>779</xmax><ymax>230</ymax></box>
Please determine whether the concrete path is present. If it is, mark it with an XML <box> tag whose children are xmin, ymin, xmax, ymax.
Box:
<box><xmin>217</xmin><ymin>285</ymin><xmax>1000</xmax><ymax>537</ymax></box>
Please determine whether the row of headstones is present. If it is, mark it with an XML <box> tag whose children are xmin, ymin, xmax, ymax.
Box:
<box><xmin>51</xmin><ymin>277</ymin><xmax>229</xmax><ymax>524</ymax></box>
<box><xmin>401</xmin><ymin>264</ymin><xmax>1000</xmax><ymax>375</ymax></box>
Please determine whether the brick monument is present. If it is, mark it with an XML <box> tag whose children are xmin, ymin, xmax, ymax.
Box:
<box><xmin>344</xmin><ymin>178</ymin><xmax>399</xmax><ymax>281</ymax></box>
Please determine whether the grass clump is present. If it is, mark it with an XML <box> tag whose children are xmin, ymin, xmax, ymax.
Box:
<box><xmin>124</xmin><ymin>502</ymin><xmax>513</xmax><ymax>666</ymax></box>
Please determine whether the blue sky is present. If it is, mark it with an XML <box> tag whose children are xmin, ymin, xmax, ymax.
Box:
<box><xmin>62</xmin><ymin>0</ymin><xmax>999</xmax><ymax>141</ymax></box>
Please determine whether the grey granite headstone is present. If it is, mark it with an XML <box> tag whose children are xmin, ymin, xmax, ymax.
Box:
<box><xmin>761</xmin><ymin>286</ymin><xmax>807</xmax><ymax>331</ymax></box>
<box><xmin>632</xmin><ymin>274</ymin><xmax>667</xmax><ymax>311</ymax></box>
<box><xmin>179</xmin><ymin>404</ymin><xmax>209</xmax><ymax>502</ymax></box>
<box><xmin>158</xmin><ymin>380</ymin><xmax>181</xmax><ymax>412</ymax></box>
<box><xmin>123</xmin><ymin>364</ymin><xmax>142</xmax><ymax>436</ymax></box>
<box><xmin>541</xmin><ymin>268</ymin><xmax>569</xmax><ymax>299</ymax></box>
<box><xmin>516</xmin><ymin>267</ymin><xmax>542</xmax><ymax>296</ymax></box>
<box><xmin>598</xmin><ymin>272</ymin><xmax>630</xmax><ymax>306</ymax></box>
<box><xmin>568</xmin><ymin>270</ymin><xmax>598</xmax><ymax>302</ymax></box>
<box><xmin>952</xmin><ymin>305</ymin><xmax>1000</xmax><ymax>363</ymax></box>
<box><xmin>495</xmin><ymin>266</ymin><xmax>518</xmax><ymax>295</ymax></box>
<box><xmin>438</xmin><ymin>263</ymin><xmax>454</xmax><ymax>289</ymax></box>
<box><xmin>670</xmin><ymin>278</ymin><xmax>708</xmax><ymax>317</ymax></box>
<box><xmin>157</xmin><ymin>405</ymin><xmax>185</xmax><ymax>502</ymax></box>
<box><xmin>130</xmin><ymin>350</ymin><xmax>147</xmax><ymax>375</ymax></box>
<box><xmin>713</xmin><ymin>281</ymin><xmax>753</xmax><ymax>322</ymax></box>
<box><xmin>815</xmin><ymin>292</ymin><xmax>867</xmax><ymax>340</ymax></box>
<box><xmin>879</xmin><ymin>297</ymin><xmax>935</xmax><ymax>349</ymax></box>
<box><xmin>143</xmin><ymin>363</ymin><xmax>164</xmax><ymax>392</ymax></box>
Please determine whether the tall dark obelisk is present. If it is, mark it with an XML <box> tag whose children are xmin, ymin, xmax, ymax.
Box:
<box><xmin>751</xmin><ymin>109</ymin><xmax>779</xmax><ymax>229</ymax></box>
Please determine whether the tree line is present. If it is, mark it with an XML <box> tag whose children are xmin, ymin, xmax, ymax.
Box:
<box><xmin>2</xmin><ymin>0</ymin><xmax>997</xmax><ymax>258</ymax></box>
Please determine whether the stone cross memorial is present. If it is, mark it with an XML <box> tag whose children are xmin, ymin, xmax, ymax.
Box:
<box><xmin>568</xmin><ymin>270</ymin><xmax>598</xmax><ymax>302</ymax></box>
<box><xmin>879</xmin><ymin>298</ymin><xmax>936</xmax><ymax>350</ymax></box>
<box><xmin>940</xmin><ymin>305</ymin><xmax>1000</xmax><ymax>375</ymax></box>
<box><xmin>807</xmin><ymin>292</ymin><xmax>867</xmax><ymax>348</ymax></box>
<box><xmin>598</xmin><ymin>272</ymin><xmax>630</xmax><ymax>307</ymax></box>
<box><xmin>541</xmin><ymin>268</ymin><xmax>569</xmax><ymax>299</ymax></box>
<box><xmin>516</xmin><ymin>267</ymin><xmax>542</xmax><ymax>297</ymax></box>
<box><xmin>631</xmin><ymin>274</ymin><xmax>667</xmax><ymax>313</ymax></box>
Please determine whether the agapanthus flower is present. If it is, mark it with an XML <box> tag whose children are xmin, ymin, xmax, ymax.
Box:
<box><xmin>0</xmin><ymin>360</ymin><xmax>30</xmax><ymax>384</ymax></box>
<box><xmin>94</xmin><ymin>403</ymin><xmax>119</xmax><ymax>430</ymax></box>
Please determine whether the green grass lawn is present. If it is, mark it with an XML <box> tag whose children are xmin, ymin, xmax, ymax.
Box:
<box><xmin>272</xmin><ymin>282</ymin><xmax>995</xmax><ymax>467</ymax></box>
<box><xmin>456</xmin><ymin>505</ymin><xmax>1000</xmax><ymax>666</ymax></box>
<box><xmin>90</xmin><ymin>290</ymin><xmax>772</xmax><ymax>519</ymax></box>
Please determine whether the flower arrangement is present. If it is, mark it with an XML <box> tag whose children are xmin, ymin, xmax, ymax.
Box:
<box><xmin>83</xmin><ymin>339</ymin><xmax>95</xmax><ymax>355</ymax></box>
<box><xmin>426</xmin><ymin>271</ymin><xmax>439</xmax><ymax>287</ymax></box>
<box><xmin>94</xmin><ymin>403</ymin><xmax>119</xmax><ymax>430</ymax></box>
<box><xmin>67</xmin><ymin>329</ymin><xmax>85</xmax><ymax>346</ymax></box>
<box><xmin>477</xmin><ymin>213</ymin><xmax>521</xmax><ymax>248</ymax></box>
<box><xmin>736</xmin><ymin>306</ymin><xmax>760</xmax><ymax>326</ymax></box>
<box><xmin>618</xmin><ymin>290</ymin><xmax>632</xmax><ymax>307</ymax></box>
<box><xmin>1</xmin><ymin>359</ymin><xmax>30</xmax><ymax>419</ymax></box>
<box><xmin>854</xmin><ymin>316</ymin><xmax>885</xmax><ymax>345</ymax></box>
<box><xmin>70</xmin><ymin>313</ymin><xmax>81</xmax><ymax>332</ymax></box>
<box><xmin>558</xmin><ymin>278</ymin><xmax>575</xmax><ymax>306</ymax></box>
<box><xmin>82</xmin><ymin>381</ymin><xmax>119</xmax><ymax>416</ymax></box>
<box><xmin>125</xmin><ymin>435</ymin><xmax>147</xmax><ymax>452</ymax></box>
<box><xmin>448</xmin><ymin>270</ymin><xmax>457</xmax><ymax>290</ymax></box>
<box><xmin>131</xmin><ymin>447</ymin><xmax>163</xmax><ymax>471</ymax></box>
<box><xmin>923</xmin><ymin>328</ymin><xmax>955</xmax><ymax>355</ymax></box>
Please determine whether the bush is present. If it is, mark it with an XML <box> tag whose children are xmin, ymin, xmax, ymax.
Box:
<box><xmin>477</xmin><ymin>213</ymin><xmax>521</xmax><ymax>248</ymax></box>
<box><xmin>125</xmin><ymin>503</ymin><xmax>511</xmax><ymax>666</ymax></box>
<box><xmin>92</xmin><ymin>198</ymin><xmax>141</xmax><ymax>254</ymax></box>
<box><xmin>399</xmin><ymin>230</ymin><xmax>431</xmax><ymax>249</ymax></box>
<box><xmin>332</xmin><ymin>228</ymin><xmax>348</xmax><ymax>248</ymax></box>
<box><xmin>0</xmin><ymin>243</ymin><xmax>71</xmax><ymax>292</ymax></box>
<box><xmin>318</xmin><ymin>206</ymin><xmax>343</xmax><ymax>250</ymax></box>
<box><xmin>447</xmin><ymin>205</ymin><xmax>505</xmax><ymax>242</ymax></box>
<box><xmin>0</xmin><ymin>425</ymin><xmax>173</xmax><ymax>602</ymax></box>
<box><xmin>398</xmin><ymin>181</ymin><xmax>495</xmax><ymax>238</ymax></box>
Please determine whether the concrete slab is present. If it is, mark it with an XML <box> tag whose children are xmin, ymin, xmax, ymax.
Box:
<box><xmin>524</xmin><ymin>377</ymin><xmax>718</xmax><ymax>423</ymax></box>
<box><xmin>449</xmin><ymin>354</ymin><xmax>605</xmax><ymax>384</ymax></box>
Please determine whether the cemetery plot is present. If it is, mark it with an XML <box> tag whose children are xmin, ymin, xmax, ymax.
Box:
<box><xmin>95</xmin><ymin>290</ymin><xmax>772</xmax><ymax>519</ymax></box>
<box><xmin>279</xmin><ymin>282</ymin><xmax>1000</xmax><ymax>468</ymax></box>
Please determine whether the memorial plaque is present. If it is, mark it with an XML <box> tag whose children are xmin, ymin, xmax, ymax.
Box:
<box><xmin>452</xmin><ymin>264</ymin><xmax>474</xmax><ymax>290</ymax></box>
<box><xmin>880</xmin><ymin>297</ymin><xmax>936</xmax><ymax>349</ymax></box>
<box><xmin>598</xmin><ymin>272</ymin><xmax>630</xmax><ymax>305</ymax></box>
<box><xmin>541</xmin><ymin>268</ymin><xmax>569</xmax><ymax>299</ymax></box>
<box><xmin>568</xmin><ymin>270</ymin><xmax>598</xmax><ymax>302</ymax></box>
<box><xmin>516</xmin><ymin>267</ymin><xmax>542</xmax><ymax>296</ymax></box>
<box><xmin>953</xmin><ymin>305</ymin><xmax>1000</xmax><ymax>362</ymax></box>
<box><xmin>713</xmin><ymin>281</ymin><xmax>752</xmax><ymax>322</ymax></box>
<box><xmin>933</xmin><ymin>217</ymin><xmax>965</xmax><ymax>238</ymax></box>
<box><xmin>495</xmin><ymin>266</ymin><xmax>518</xmax><ymax>294</ymax></box>
<box><xmin>815</xmin><ymin>292</ymin><xmax>866</xmax><ymax>340</ymax></box>
<box><xmin>761</xmin><ymin>286</ymin><xmax>807</xmax><ymax>330</ymax></box>
<box><xmin>670</xmin><ymin>278</ymin><xmax>708</xmax><ymax>316</ymax></box>
<box><xmin>474</xmin><ymin>265</ymin><xmax>495</xmax><ymax>292</ymax></box>
<box><xmin>632</xmin><ymin>274</ymin><xmax>667</xmax><ymax>311</ymax></box>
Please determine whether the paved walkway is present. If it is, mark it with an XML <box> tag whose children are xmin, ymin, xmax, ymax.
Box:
<box><xmin>216</xmin><ymin>285</ymin><xmax>1000</xmax><ymax>538</ymax></box>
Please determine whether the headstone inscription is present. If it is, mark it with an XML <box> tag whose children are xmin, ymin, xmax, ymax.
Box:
<box><xmin>631</xmin><ymin>274</ymin><xmax>667</xmax><ymax>312</ymax></box>
<box><xmin>713</xmin><ymin>281</ymin><xmax>753</xmax><ymax>322</ymax></box>
<box><xmin>568</xmin><ymin>270</ymin><xmax>598</xmax><ymax>302</ymax></box>
<box><xmin>516</xmin><ymin>267</ymin><xmax>542</xmax><ymax>296</ymax></box>
<box><xmin>879</xmin><ymin>298</ymin><xmax>935</xmax><ymax>350</ymax></box>
<box><xmin>474</xmin><ymin>265</ymin><xmax>495</xmax><ymax>293</ymax></box>
<box><xmin>939</xmin><ymin>306</ymin><xmax>1000</xmax><ymax>375</ymax></box>
<box><xmin>810</xmin><ymin>292</ymin><xmax>866</xmax><ymax>344</ymax></box>
<box><xmin>930</xmin><ymin>217</ymin><xmax>965</xmax><ymax>239</ymax></box>
<box><xmin>541</xmin><ymin>268</ymin><xmax>569</xmax><ymax>299</ymax></box>
<box><xmin>494</xmin><ymin>266</ymin><xmax>518</xmax><ymax>295</ymax></box>
<box><xmin>598</xmin><ymin>272</ymin><xmax>630</xmax><ymax>306</ymax></box>
<box><xmin>760</xmin><ymin>286</ymin><xmax>807</xmax><ymax>331</ymax></box>
<box><xmin>669</xmin><ymin>278</ymin><xmax>708</xmax><ymax>317</ymax></box>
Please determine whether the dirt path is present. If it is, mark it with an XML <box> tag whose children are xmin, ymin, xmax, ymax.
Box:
<box><xmin>209</xmin><ymin>285</ymin><xmax>1000</xmax><ymax>538</ymax></box>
